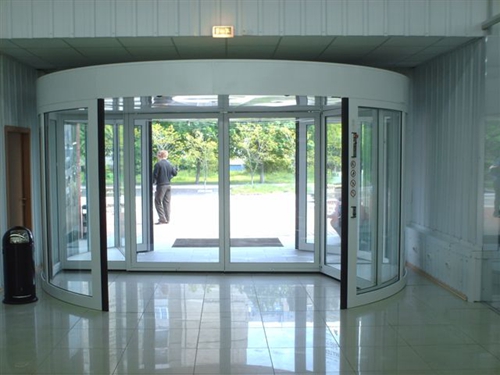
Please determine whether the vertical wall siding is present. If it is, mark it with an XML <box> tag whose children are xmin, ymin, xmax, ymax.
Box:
<box><xmin>0</xmin><ymin>54</ymin><xmax>39</xmax><ymax>283</ymax></box>
<box><xmin>410</xmin><ymin>40</ymin><xmax>485</xmax><ymax>245</ymax></box>
<box><xmin>406</xmin><ymin>39</ymin><xmax>486</xmax><ymax>300</ymax></box>
<box><xmin>0</xmin><ymin>0</ymin><xmax>487</xmax><ymax>39</ymax></box>
<box><xmin>0</xmin><ymin>55</ymin><xmax>38</xmax><ymax>132</ymax></box>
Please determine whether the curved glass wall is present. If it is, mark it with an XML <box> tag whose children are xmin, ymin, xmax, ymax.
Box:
<box><xmin>43</xmin><ymin>108</ymin><xmax>92</xmax><ymax>295</ymax></box>
<box><xmin>37</xmin><ymin>60</ymin><xmax>408</xmax><ymax>310</ymax></box>
<box><xmin>355</xmin><ymin>108</ymin><xmax>402</xmax><ymax>292</ymax></box>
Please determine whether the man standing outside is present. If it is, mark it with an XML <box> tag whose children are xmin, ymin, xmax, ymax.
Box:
<box><xmin>153</xmin><ymin>150</ymin><xmax>178</xmax><ymax>224</ymax></box>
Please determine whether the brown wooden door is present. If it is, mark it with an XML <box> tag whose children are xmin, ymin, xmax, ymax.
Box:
<box><xmin>5</xmin><ymin>126</ymin><xmax>32</xmax><ymax>230</ymax></box>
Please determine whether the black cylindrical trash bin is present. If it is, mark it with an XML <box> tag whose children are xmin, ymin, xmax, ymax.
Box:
<box><xmin>2</xmin><ymin>226</ymin><xmax>37</xmax><ymax>304</ymax></box>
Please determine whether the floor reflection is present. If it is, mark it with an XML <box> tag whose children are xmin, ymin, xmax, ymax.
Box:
<box><xmin>2</xmin><ymin>270</ymin><xmax>500</xmax><ymax>374</ymax></box>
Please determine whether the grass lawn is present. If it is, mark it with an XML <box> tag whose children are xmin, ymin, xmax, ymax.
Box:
<box><xmin>174</xmin><ymin>170</ymin><xmax>296</xmax><ymax>194</ymax></box>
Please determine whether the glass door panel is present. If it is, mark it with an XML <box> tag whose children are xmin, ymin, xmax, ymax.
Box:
<box><xmin>357</xmin><ymin>108</ymin><xmax>378</xmax><ymax>290</ymax></box>
<box><xmin>228</xmin><ymin>117</ymin><xmax>314</xmax><ymax>264</ymax></box>
<box><xmin>134</xmin><ymin>118</ymin><xmax>220</xmax><ymax>265</ymax></box>
<box><xmin>379</xmin><ymin>110</ymin><xmax>402</xmax><ymax>284</ymax></box>
<box><xmin>324</xmin><ymin>114</ymin><xmax>343</xmax><ymax>275</ymax></box>
<box><xmin>105</xmin><ymin>121</ymin><xmax>126</xmax><ymax>264</ymax></box>
<box><xmin>41</xmin><ymin>102</ymin><xmax>105</xmax><ymax>310</ymax></box>
<box><xmin>44</xmin><ymin>111</ymin><xmax>91</xmax><ymax>294</ymax></box>
<box><xmin>355</xmin><ymin>107</ymin><xmax>402</xmax><ymax>294</ymax></box>
<box><xmin>297</xmin><ymin>121</ymin><xmax>315</xmax><ymax>252</ymax></box>
<box><xmin>133</xmin><ymin>120</ymin><xmax>152</xmax><ymax>253</ymax></box>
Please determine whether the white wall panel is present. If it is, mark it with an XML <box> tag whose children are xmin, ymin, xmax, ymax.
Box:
<box><xmin>303</xmin><ymin>0</ymin><xmax>325</xmax><ymax>35</ymax></box>
<box><xmin>449</xmin><ymin>0</ymin><xmax>471</xmax><ymax>36</ymax></box>
<box><xmin>220</xmin><ymin>0</ymin><xmax>237</xmax><ymax>26</ymax></box>
<box><xmin>325</xmin><ymin>0</ymin><xmax>344</xmax><ymax>35</ymax></box>
<box><xmin>0</xmin><ymin>56</ymin><xmax>37</xmax><ymax>127</ymax></box>
<box><xmin>263</xmin><ymin>0</ymin><xmax>282</xmax><ymax>35</ymax></box>
<box><xmin>53</xmin><ymin>0</ymin><xmax>74</xmax><ymax>37</ymax></box>
<box><xmin>408</xmin><ymin>0</ymin><xmax>427</xmax><ymax>36</ymax></box>
<box><xmin>0</xmin><ymin>0</ymin><xmax>488</xmax><ymax>39</ymax></box>
<box><xmin>237</xmin><ymin>0</ymin><xmax>257</xmax><ymax>36</ymax></box>
<box><xmin>178</xmin><ymin>0</ymin><xmax>200</xmax><ymax>36</ymax></box>
<box><xmin>32</xmin><ymin>0</ymin><xmax>54</xmax><ymax>38</ymax></box>
<box><xmin>115</xmin><ymin>0</ymin><xmax>136</xmax><ymax>37</ymax></box>
<box><xmin>137</xmin><ymin>0</ymin><xmax>157</xmax><ymax>37</ymax></box>
<box><xmin>95</xmin><ymin>0</ymin><xmax>114</xmax><ymax>37</ymax></box>
<box><xmin>366</xmin><ymin>0</ymin><xmax>385</xmax><ymax>36</ymax></box>
<box><xmin>200</xmin><ymin>0</ymin><xmax>220</xmax><ymax>36</ymax></box>
<box><xmin>10</xmin><ymin>0</ymin><xmax>32</xmax><ymax>37</ymax></box>
<box><xmin>386</xmin><ymin>0</ymin><xmax>406</xmax><ymax>35</ymax></box>
<box><xmin>74</xmin><ymin>0</ymin><xmax>95</xmax><ymax>37</ymax></box>
<box><xmin>346</xmin><ymin>0</ymin><xmax>364</xmax><ymax>35</ymax></box>
<box><xmin>428</xmin><ymin>0</ymin><xmax>448</xmax><ymax>35</ymax></box>
<box><xmin>410</xmin><ymin>40</ymin><xmax>485</xmax><ymax>243</ymax></box>
<box><xmin>406</xmin><ymin>39</ymin><xmax>485</xmax><ymax>300</ymax></box>
<box><xmin>158</xmin><ymin>0</ymin><xmax>180</xmax><ymax>36</ymax></box>
<box><xmin>0</xmin><ymin>1</ymin><xmax>9</xmax><ymax>37</ymax></box>
<box><xmin>284</xmin><ymin>1</ymin><xmax>302</xmax><ymax>35</ymax></box>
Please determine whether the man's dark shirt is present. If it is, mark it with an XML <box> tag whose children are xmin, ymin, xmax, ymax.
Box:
<box><xmin>153</xmin><ymin>159</ymin><xmax>177</xmax><ymax>186</ymax></box>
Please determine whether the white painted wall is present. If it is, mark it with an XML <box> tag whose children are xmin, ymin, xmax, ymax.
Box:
<box><xmin>0</xmin><ymin>0</ymin><xmax>487</xmax><ymax>39</ymax></box>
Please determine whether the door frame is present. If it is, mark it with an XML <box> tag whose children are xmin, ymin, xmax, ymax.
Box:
<box><xmin>39</xmin><ymin>100</ymin><xmax>107</xmax><ymax>311</ymax></box>
<box><xmin>5</xmin><ymin>126</ymin><xmax>32</xmax><ymax>230</ymax></box>
<box><xmin>223</xmin><ymin>112</ymin><xmax>321</xmax><ymax>272</ymax></box>
<box><xmin>127</xmin><ymin>113</ymin><xmax>223</xmax><ymax>271</ymax></box>
<box><xmin>125</xmin><ymin>111</ymin><xmax>322</xmax><ymax>273</ymax></box>
<box><xmin>341</xmin><ymin>98</ymin><xmax>407</xmax><ymax>308</ymax></box>
<box><xmin>319</xmin><ymin>103</ymin><xmax>348</xmax><ymax>301</ymax></box>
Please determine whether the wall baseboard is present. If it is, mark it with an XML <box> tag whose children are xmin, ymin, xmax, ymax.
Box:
<box><xmin>406</xmin><ymin>262</ymin><xmax>468</xmax><ymax>301</ymax></box>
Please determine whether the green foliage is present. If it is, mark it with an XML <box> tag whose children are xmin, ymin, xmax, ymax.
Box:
<box><xmin>326</xmin><ymin>122</ymin><xmax>342</xmax><ymax>178</ymax></box>
<box><xmin>230</xmin><ymin>119</ymin><xmax>296</xmax><ymax>184</ymax></box>
<box><xmin>183</xmin><ymin>128</ymin><xmax>218</xmax><ymax>185</ymax></box>
<box><xmin>152</xmin><ymin>119</ymin><xmax>219</xmax><ymax>185</ymax></box>
<box><xmin>104</xmin><ymin>118</ymin><xmax>343</xmax><ymax>187</ymax></box>
<box><xmin>152</xmin><ymin>122</ymin><xmax>182</xmax><ymax>163</ymax></box>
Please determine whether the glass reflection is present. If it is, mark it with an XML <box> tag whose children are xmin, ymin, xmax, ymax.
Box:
<box><xmin>358</xmin><ymin>108</ymin><xmax>377</xmax><ymax>290</ymax></box>
<box><xmin>104</xmin><ymin>121</ymin><xmax>126</xmax><ymax>262</ymax></box>
<box><xmin>229</xmin><ymin>95</ymin><xmax>315</xmax><ymax>107</ymax></box>
<box><xmin>482</xmin><ymin>24</ymin><xmax>500</xmax><ymax>312</ymax></box>
<box><xmin>356</xmin><ymin>108</ymin><xmax>402</xmax><ymax>292</ymax></box>
<box><xmin>134</xmin><ymin>118</ymin><xmax>220</xmax><ymax>263</ymax></box>
<box><xmin>133</xmin><ymin>95</ymin><xmax>218</xmax><ymax>109</ymax></box>
<box><xmin>325</xmin><ymin>116</ymin><xmax>342</xmax><ymax>270</ymax></box>
<box><xmin>229</xmin><ymin>117</ymin><xmax>316</xmax><ymax>264</ymax></box>
<box><xmin>104</xmin><ymin>97</ymin><xmax>123</xmax><ymax>112</ymax></box>
<box><xmin>380</xmin><ymin>110</ymin><xmax>402</xmax><ymax>284</ymax></box>
<box><xmin>104</xmin><ymin>274</ymin><xmax>350</xmax><ymax>373</ymax></box>
<box><xmin>44</xmin><ymin>108</ymin><xmax>92</xmax><ymax>296</ymax></box>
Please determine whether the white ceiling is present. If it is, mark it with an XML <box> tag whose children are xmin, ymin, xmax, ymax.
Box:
<box><xmin>0</xmin><ymin>35</ymin><xmax>478</xmax><ymax>72</ymax></box>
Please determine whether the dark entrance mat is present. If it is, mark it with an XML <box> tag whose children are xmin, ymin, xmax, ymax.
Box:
<box><xmin>172</xmin><ymin>238</ymin><xmax>283</xmax><ymax>247</ymax></box>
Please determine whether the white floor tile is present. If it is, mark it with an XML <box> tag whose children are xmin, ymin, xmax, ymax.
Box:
<box><xmin>1</xmin><ymin>269</ymin><xmax>499</xmax><ymax>374</ymax></box>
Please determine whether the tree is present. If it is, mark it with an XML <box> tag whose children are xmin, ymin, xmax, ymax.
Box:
<box><xmin>326</xmin><ymin>122</ymin><xmax>342</xmax><ymax>182</ymax></box>
<box><xmin>231</xmin><ymin>121</ymin><xmax>295</xmax><ymax>184</ymax></box>
<box><xmin>184</xmin><ymin>128</ymin><xmax>218</xmax><ymax>185</ymax></box>
<box><xmin>151</xmin><ymin>122</ymin><xmax>182</xmax><ymax>165</ymax></box>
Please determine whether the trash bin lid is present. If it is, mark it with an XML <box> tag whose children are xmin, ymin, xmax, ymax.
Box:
<box><xmin>3</xmin><ymin>227</ymin><xmax>33</xmax><ymax>245</ymax></box>
<box><xmin>9</xmin><ymin>230</ymin><xmax>30</xmax><ymax>244</ymax></box>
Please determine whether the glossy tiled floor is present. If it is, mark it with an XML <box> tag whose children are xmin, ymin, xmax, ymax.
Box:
<box><xmin>1</xmin><ymin>269</ymin><xmax>500</xmax><ymax>374</ymax></box>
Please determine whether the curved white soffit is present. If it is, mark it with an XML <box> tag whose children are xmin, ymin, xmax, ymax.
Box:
<box><xmin>37</xmin><ymin>60</ymin><xmax>409</xmax><ymax>111</ymax></box>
